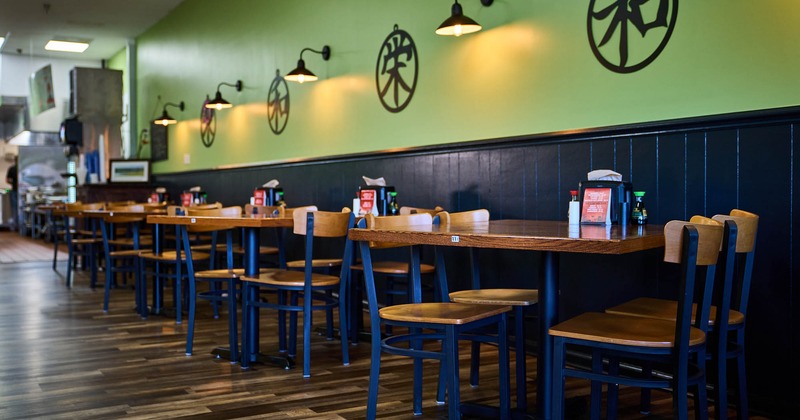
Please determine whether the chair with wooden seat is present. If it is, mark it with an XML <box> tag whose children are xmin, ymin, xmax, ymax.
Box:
<box><xmin>63</xmin><ymin>202</ymin><xmax>105</xmax><ymax>288</ymax></box>
<box><xmin>357</xmin><ymin>212</ymin><xmax>511</xmax><ymax>418</ymax></box>
<box><xmin>350</xmin><ymin>205</ymin><xmax>443</xmax><ymax>337</ymax></box>
<box><xmin>443</xmin><ymin>209</ymin><xmax>539</xmax><ymax>413</ymax></box>
<box><xmin>606</xmin><ymin>210</ymin><xmax>758</xmax><ymax>419</ymax></box>
<box><xmin>180</xmin><ymin>205</ymin><xmax>273</xmax><ymax>360</ymax></box>
<box><xmin>137</xmin><ymin>205</ymin><xmax>222</xmax><ymax>322</ymax></box>
<box><xmin>550</xmin><ymin>217</ymin><xmax>728</xmax><ymax>419</ymax></box>
<box><xmin>240</xmin><ymin>207</ymin><xmax>354</xmax><ymax>377</ymax></box>
<box><xmin>99</xmin><ymin>204</ymin><xmax>152</xmax><ymax>313</ymax></box>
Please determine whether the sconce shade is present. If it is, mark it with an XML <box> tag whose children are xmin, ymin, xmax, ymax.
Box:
<box><xmin>284</xmin><ymin>46</ymin><xmax>331</xmax><ymax>83</ymax></box>
<box><xmin>436</xmin><ymin>0</ymin><xmax>492</xmax><ymax>37</ymax></box>
<box><xmin>285</xmin><ymin>59</ymin><xmax>317</xmax><ymax>83</ymax></box>
<box><xmin>205</xmin><ymin>80</ymin><xmax>243</xmax><ymax>109</ymax></box>
<box><xmin>153</xmin><ymin>109</ymin><xmax>177</xmax><ymax>126</ymax></box>
<box><xmin>152</xmin><ymin>101</ymin><xmax>185</xmax><ymax>126</ymax></box>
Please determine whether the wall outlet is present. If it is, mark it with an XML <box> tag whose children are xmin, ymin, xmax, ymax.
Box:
<box><xmin>184</xmin><ymin>154</ymin><xmax>190</xmax><ymax>164</ymax></box>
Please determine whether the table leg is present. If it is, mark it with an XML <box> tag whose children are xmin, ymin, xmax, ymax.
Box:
<box><xmin>537</xmin><ymin>250</ymin><xmax>558</xmax><ymax>420</ymax></box>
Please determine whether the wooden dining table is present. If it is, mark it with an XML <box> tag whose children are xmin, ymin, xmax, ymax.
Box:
<box><xmin>348</xmin><ymin>219</ymin><xmax>665</xmax><ymax>420</ymax></box>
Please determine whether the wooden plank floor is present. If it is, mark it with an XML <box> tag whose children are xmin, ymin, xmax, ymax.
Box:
<box><xmin>0</xmin><ymin>232</ymin><xmax>761</xmax><ymax>419</ymax></box>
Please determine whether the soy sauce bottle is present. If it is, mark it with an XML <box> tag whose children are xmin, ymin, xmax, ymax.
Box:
<box><xmin>631</xmin><ymin>191</ymin><xmax>647</xmax><ymax>225</ymax></box>
<box><xmin>388</xmin><ymin>191</ymin><xmax>400</xmax><ymax>215</ymax></box>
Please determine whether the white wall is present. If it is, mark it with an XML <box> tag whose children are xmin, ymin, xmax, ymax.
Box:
<box><xmin>0</xmin><ymin>53</ymin><xmax>101</xmax><ymax>132</ymax></box>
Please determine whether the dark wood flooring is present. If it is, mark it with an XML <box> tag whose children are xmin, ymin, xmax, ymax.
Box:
<box><xmin>0</xmin><ymin>232</ymin><xmax>763</xmax><ymax>419</ymax></box>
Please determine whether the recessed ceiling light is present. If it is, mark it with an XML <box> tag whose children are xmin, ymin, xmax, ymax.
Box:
<box><xmin>45</xmin><ymin>40</ymin><xmax>89</xmax><ymax>53</ymax></box>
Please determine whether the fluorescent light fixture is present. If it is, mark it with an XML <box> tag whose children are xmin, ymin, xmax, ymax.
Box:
<box><xmin>45</xmin><ymin>40</ymin><xmax>89</xmax><ymax>53</ymax></box>
<box><xmin>0</xmin><ymin>37</ymin><xmax>5</xmax><ymax>50</ymax></box>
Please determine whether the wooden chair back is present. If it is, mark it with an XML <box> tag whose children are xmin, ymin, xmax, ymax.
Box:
<box><xmin>364</xmin><ymin>212</ymin><xmax>433</xmax><ymax>249</ymax></box>
<box><xmin>662</xmin><ymin>219</ymin><xmax>725</xmax><ymax>359</ymax></box>
<box><xmin>245</xmin><ymin>204</ymin><xmax>285</xmax><ymax>218</ymax></box>
<box><xmin>66</xmin><ymin>202</ymin><xmax>104</xmax><ymax>211</ymax></box>
<box><xmin>399</xmin><ymin>205</ymin><xmax>444</xmax><ymax>215</ymax></box>
<box><xmin>293</xmin><ymin>208</ymin><xmax>353</xmax><ymax>238</ymax></box>
<box><xmin>189</xmin><ymin>202</ymin><xmax>223</xmax><ymax>210</ymax></box>
<box><xmin>713</xmin><ymin>209</ymin><xmax>759</xmax><ymax>318</ymax></box>
<box><xmin>436</xmin><ymin>209</ymin><xmax>489</xmax><ymax>226</ymax></box>
<box><xmin>664</xmin><ymin>218</ymin><xmax>723</xmax><ymax>266</ymax></box>
<box><xmin>713</xmin><ymin>210</ymin><xmax>758</xmax><ymax>253</ymax></box>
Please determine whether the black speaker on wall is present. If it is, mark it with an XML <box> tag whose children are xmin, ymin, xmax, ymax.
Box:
<box><xmin>60</xmin><ymin>117</ymin><xmax>83</xmax><ymax>146</ymax></box>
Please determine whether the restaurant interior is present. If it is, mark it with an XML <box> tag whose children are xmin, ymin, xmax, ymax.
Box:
<box><xmin>0</xmin><ymin>0</ymin><xmax>798</xmax><ymax>418</ymax></box>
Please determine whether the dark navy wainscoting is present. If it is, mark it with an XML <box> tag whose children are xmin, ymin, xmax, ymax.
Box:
<box><xmin>154</xmin><ymin>108</ymin><xmax>799</xmax><ymax>417</ymax></box>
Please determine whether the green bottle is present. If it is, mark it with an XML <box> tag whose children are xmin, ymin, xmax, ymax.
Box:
<box><xmin>631</xmin><ymin>191</ymin><xmax>647</xmax><ymax>225</ymax></box>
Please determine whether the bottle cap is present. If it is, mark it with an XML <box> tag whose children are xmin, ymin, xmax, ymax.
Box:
<box><xmin>389</xmin><ymin>191</ymin><xmax>397</xmax><ymax>196</ymax></box>
<box><xmin>634</xmin><ymin>191</ymin><xmax>646</xmax><ymax>197</ymax></box>
<box><xmin>569</xmin><ymin>190</ymin><xmax>578</xmax><ymax>196</ymax></box>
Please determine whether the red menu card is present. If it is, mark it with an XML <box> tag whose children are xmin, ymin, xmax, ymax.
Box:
<box><xmin>581</xmin><ymin>187</ymin><xmax>612</xmax><ymax>224</ymax></box>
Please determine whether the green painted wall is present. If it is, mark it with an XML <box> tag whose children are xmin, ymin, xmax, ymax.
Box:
<box><xmin>136</xmin><ymin>0</ymin><xmax>800</xmax><ymax>173</ymax></box>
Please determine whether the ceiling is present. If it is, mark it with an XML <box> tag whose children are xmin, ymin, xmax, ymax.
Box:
<box><xmin>0</xmin><ymin>0</ymin><xmax>185</xmax><ymax>61</ymax></box>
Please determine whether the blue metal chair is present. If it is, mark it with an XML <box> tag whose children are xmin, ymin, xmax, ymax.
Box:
<box><xmin>240</xmin><ymin>208</ymin><xmax>353</xmax><ymax>377</ymax></box>
<box><xmin>357</xmin><ymin>212</ymin><xmax>511</xmax><ymax>419</ymax></box>
<box><xmin>444</xmin><ymin>209</ymin><xmax>539</xmax><ymax>414</ymax></box>
<box><xmin>99</xmin><ymin>205</ymin><xmax>151</xmax><ymax>313</ymax></box>
<box><xmin>550</xmin><ymin>218</ymin><xmax>727</xmax><ymax>419</ymax></box>
<box><xmin>606</xmin><ymin>210</ymin><xmax>758</xmax><ymax>418</ymax></box>
<box><xmin>63</xmin><ymin>202</ymin><xmax>104</xmax><ymax>288</ymax></box>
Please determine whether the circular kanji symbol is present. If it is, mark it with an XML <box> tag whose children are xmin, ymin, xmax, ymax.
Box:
<box><xmin>376</xmin><ymin>25</ymin><xmax>418</xmax><ymax>113</ymax></box>
<box><xmin>200</xmin><ymin>97</ymin><xmax>216</xmax><ymax>148</ymax></box>
<box><xmin>588</xmin><ymin>0</ymin><xmax>678</xmax><ymax>73</ymax></box>
<box><xmin>267</xmin><ymin>71</ymin><xmax>290</xmax><ymax>135</ymax></box>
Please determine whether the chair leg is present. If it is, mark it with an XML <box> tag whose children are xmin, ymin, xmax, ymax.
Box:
<box><xmin>590</xmin><ymin>349</ymin><xmax>603</xmax><ymax>417</ymax></box>
<box><xmin>66</xmin><ymin>247</ymin><xmax>74</xmax><ymax>287</ymax></box>
<box><xmin>444</xmin><ymin>325</ymin><xmax>461</xmax><ymax>419</ymax></box>
<box><xmin>210</xmin><ymin>280</ymin><xmax>220</xmax><ymax>319</ymax></box>
<box><xmin>185</xmin><ymin>272</ymin><xmax>197</xmax><ymax>356</ymax></box>
<box><xmin>325</xmin><ymin>289</ymin><xmax>334</xmax><ymax>340</ymax></box>
<box><xmin>640</xmin><ymin>362</ymin><xmax>653</xmax><ymax>414</ymax></box>
<box><xmin>289</xmin><ymin>291</ymin><xmax>299</xmax><ymax>358</ymax></box>
<box><xmin>366</xmin><ymin>324</ymin><xmax>383</xmax><ymax>420</ymax></box>
<box><xmin>607</xmin><ymin>356</ymin><xmax>619</xmax><ymax>420</ymax></box>
<box><xmin>103</xmin><ymin>260</ymin><xmax>112</xmax><ymax>312</ymax></box>
<box><xmin>227</xmin><ymin>278</ymin><xmax>239</xmax><ymax>363</ymax></box>
<box><xmin>552</xmin><ymin>337</ymin><xmax>566</xmax><ymax>420</ymax></box>
<box><xmin>412</xmin><ymin>326</ymin><xmax>424</xmax><ymax>415</ymax></box>
<box><xmin>302</xmin><ymin>290</ymin><xmax>313</xmax><ymax>378</ymax></box>
<box><xmin>514</xmin><ymin>306</ymin><xmax>528</xmax><ymax>412</ymax></box>
<box><xmin>338</xmin><ymin>279</ymin><xmax>349</xmax><ymax>367</ymax></box>
<box><xmin>469</xmin><ymin>342</ymin><xmax>481</xmax><ymax>387</ymax></box>
<box><xmin>278</xmin><ymin>291</ymin><xmax>287</xmax><ymax>353</ymax></box>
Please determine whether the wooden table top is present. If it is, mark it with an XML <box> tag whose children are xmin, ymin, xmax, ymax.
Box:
<box><xmin>147</xmin><ymin>214</ymin><xmax>294</xmax><ymax>228</ymax></box>
<box><xmin>349</xmin><ymin>219</ymin><xmax>665</xmax><ymax>255</ymax></box>
<box><xmin>54</xmin><ymin>209</ymin><xmax>167</xmax><ymax>218</ymax></box>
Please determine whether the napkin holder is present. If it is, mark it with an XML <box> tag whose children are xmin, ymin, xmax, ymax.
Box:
<box><xmin>253</xmin><ymin>187</ymin><xmax>284</xmax><ymax>206</ymax></box>
<box><xmin>181</xmin><ymin>190</ymin><xmax>208</xmax><ymax>206</ymax></box>
<box><xmin>358</xmin><ymin>185</ymin><xmax>395</xmax><ymax>216</ymax></box>
<box><xmin>578</xmin><ymin>181</ymin><xmax>632</xmax><ymax>224</ymax></box>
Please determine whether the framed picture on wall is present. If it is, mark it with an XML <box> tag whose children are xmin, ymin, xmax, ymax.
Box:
<box><xmin>109</xmin><ymin>159</ymin><xmax>150</xmax><ymax>183</ymax></box>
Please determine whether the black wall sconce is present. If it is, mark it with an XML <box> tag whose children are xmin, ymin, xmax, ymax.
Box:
<box><xmin>285</xmin><ymin>46</ymin><xmax>331</xmax><ymax>83</ymax></box>
<box><xmin>153</xmin><ymin>101</ymin><xmax>185</xmax><ymax>126</ymax></box>
<box><xmin>436</xmin><ymin>0</ymin><xmax>493</xmax><ymax>37</ymax></box>
<box><xmin>205</xmin><ymin>80</ymin><xmax>243</xmax><ymax>110</ymax></box>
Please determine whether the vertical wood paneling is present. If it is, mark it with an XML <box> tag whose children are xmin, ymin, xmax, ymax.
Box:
<box><xmin>657</xmin><ymin>133</ymin><xmax>687</xmax><ymax>222</ymax></box>
<box><xmin>536</xmin><ymin>144</ymin><xmax>561</xmax><ymax>220</ymax></box>
<box><xmin>523</xmin><ymin>146</ymin><xmax>539</xmax><ymax>220</ymax></box>
<box><xmin>686</xmin><ymin>132</ymin><xmax>707</xmax><ymax>218</ymax></box>
<box><xmin>630</xmin><ymin>135</ymin><xmax>658</xmax><ymax>221</ymax></box>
